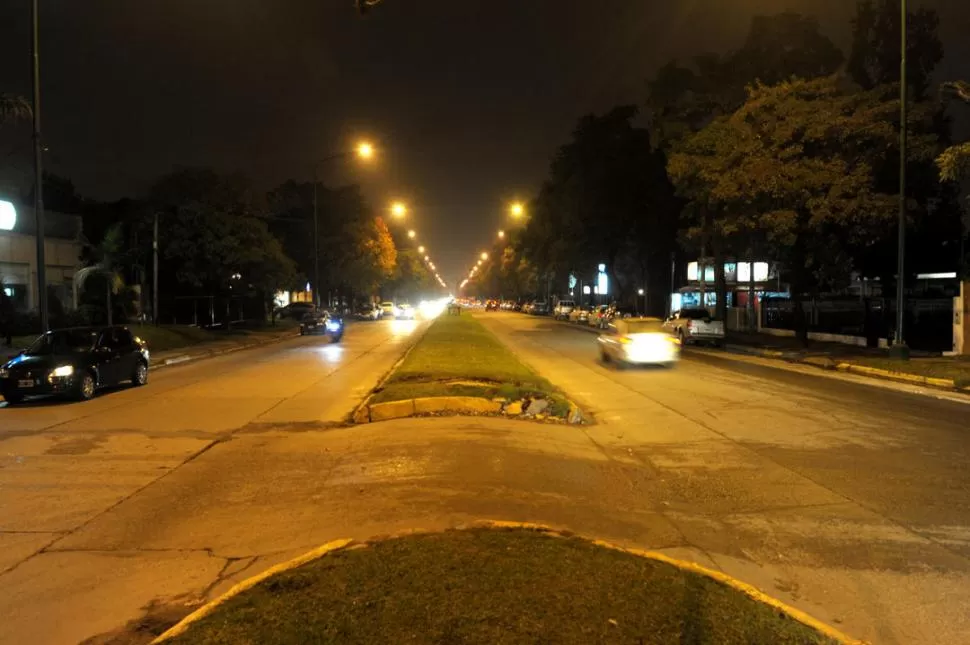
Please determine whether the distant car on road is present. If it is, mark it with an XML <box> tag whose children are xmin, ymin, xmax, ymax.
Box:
<box><xmin>663</xmin><ymin>308</ymin><xmax>725</xmax><ymax>346</ymax></box>
<box><xmin>553</xmin><ymin>300</ymin><xmax>576</xmax><ymax>320</ymax></box>
<box><xmin>396</xmin><ymin>304</ymin><xmax>416</xmax><ymax>320</ymax></box>
<box><xmin>356</xmin><ymin>304</ymin><xmax>381</xmax><ymax>321</ymax></box>
<box><xmin>380</xmin><ymin>301</ymin><xmax>397</xmax><ymax>318</ymax></box>
<box><xmin>597</xmin><ymin>318</ymin><xmax>680</xmax><ymax>367</ymax></box>
<box><xmin>1</xmin><ymin>326</ymin><xmax>150</xmax><ymax>404</ymax></box>
<box><xmin>532</xmin><ymin>301</ymin><xmax>550</xmax><ymax>316</ymax></box>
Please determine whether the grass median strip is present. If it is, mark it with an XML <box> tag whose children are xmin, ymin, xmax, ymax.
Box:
<box><xmin>369</xmin><ymin>312</ymin><xmax>567</xmax><ymax>413</ymax></box>
<box><xmin>162</xmin><ymin>527</ymin><xmax>840</xmax><ymax>645</ymax></box>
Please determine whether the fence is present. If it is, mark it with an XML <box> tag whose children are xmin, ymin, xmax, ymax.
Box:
<box><xmin>761</xmin><ymin>297</ymin><xmax>953</xmax><ymax>352</ymax></box>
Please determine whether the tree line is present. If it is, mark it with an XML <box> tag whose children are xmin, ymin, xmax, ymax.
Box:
<box><xmin>467</xmin><ymin>1</ymin><xmax>968</xmax><ymax>340</ymax></box>
<box><xmin>3</xmin><ymin>166</ymin><xmax>438</xmax><ymax>329</ymax></box>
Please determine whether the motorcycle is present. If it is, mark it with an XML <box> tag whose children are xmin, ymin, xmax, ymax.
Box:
<box><xmin>324</xmin><ymin>315</ymin><xmax>344</xmax><ymax>342</ymax></box>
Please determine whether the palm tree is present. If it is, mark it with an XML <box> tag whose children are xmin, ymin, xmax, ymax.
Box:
<box><xmin>74</xmin><ymin>223</ymin><xmax>128</xmax><ymax>325</ymax></box>
<box><xmin>0</xmin><ymin>94</ymin><xmax>31</xmax><ymax>127</ymax></box>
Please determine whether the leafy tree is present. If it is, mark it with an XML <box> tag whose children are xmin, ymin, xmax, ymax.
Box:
<box><xmin>646</xmin><ymin>11</ymin><xmax>844</xmax><ymax>317</ymax></box>
<box><xmin>668</xmin><ymin>76</ymin><xmax>936</xmax><ymax>342</ymax></box>
<box><xmin>938</xmin><ymin>81</ymin><xmax>970</xmax><ymax>184</ymax></box>
<box><xmin>518</xmin><ymin>105</ymin><xmax>674</xmax><ymax>304</ymax></box>
<box><xmin>150</xmin><ymin>168</ymin><xmax>296</xmax><ymax>307</ymax></box>
<box><xmin>848</xmin><ymin>0</ymin><xmax>943</xmax><ymax>100</ymax></box>
<box><xmin>267</xmin><ymin>181</ymin><xmax>397</xmax><ymax>303</ymax></box>
<box><xmin>74</xmin><ymin>223</ymin><xmax>131</xmax><ymax>325</ymax></box>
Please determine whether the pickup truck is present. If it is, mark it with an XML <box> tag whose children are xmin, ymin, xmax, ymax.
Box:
<box><xmin>663</xmin><ymin>308</ymin><xmax>725</xmax><ymax>346</ymax></box>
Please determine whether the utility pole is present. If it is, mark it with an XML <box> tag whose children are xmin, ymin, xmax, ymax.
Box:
<box><xmin>892</xmin><ymin>0</ymin><xmax>909</xmax><ymax>358</ymax></box>
<box><xmin>31</xmin><ymin>0</ymin><xmax>48</xmax><ymax>332</ymax></box>
<box><xmin>153</xmin><ymin>211</ymin><xmax>159</xmax><ymax>324</ymax></box>
<box><xmin>313</xmin><ymin>168</ymin><xmax>320</xmax><ymax>309</ymax></box>
<box><xmin>669</xmin><ymin>251</ymin><xmax>676</xmax><ymax>317</ymax></box>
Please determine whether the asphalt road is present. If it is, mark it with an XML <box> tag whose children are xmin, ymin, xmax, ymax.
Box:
<box><xmin>477</xmin><ymin>312</ymin><xmax>970</xmax><ymax>644</ymax></box>
<box><xmin>0</xmin><ymin>318</ymin><xmax>427</xmax><ymax>644</ymax></box>
<box><xmin>2</xmin><ymin>312</ymin><xmax>968</xmax><ymax>644</ymax></box>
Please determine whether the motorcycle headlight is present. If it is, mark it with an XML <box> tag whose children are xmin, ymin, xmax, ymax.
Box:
<box><xmin>52</xmin><ymin>364</ymin><xmax>74</xmax><ymax>377</ymax></box>
<box><xmin>325</xmin><ymin>320</ymin><xmax>342</xmax><ymax>331</ymax></box>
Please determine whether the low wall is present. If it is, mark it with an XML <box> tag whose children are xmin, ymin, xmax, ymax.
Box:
<box><xmin>757</xmin><ymin>327</ymin><xmax>889</xmax><ymax>349</ymax></box>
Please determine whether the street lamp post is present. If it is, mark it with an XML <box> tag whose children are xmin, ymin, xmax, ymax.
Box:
<box><xmin>31</xmin><ymin>0</ymin><xmax>48</xmax><ymax>331</ymax></box>
<box><xmin>892</xmin><ymin>0</ymin><xmax>909</xmax><ymax>358</ymax></box>
<box><xmin>311</xmin><ymin>141</ymin><xmax>373</xmax><ymax>308</ymax></box>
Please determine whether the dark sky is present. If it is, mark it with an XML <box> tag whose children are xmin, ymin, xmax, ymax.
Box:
<box><xmin>1</xmin><ymin>0</ymin><xmax>968</xmax><ymax>287</ymax></box>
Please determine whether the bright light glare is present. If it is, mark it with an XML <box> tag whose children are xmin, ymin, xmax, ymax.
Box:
<box><xmin>407</xmin><ymin>230</ymin><xmax>416</xmax><ymax>239</ymax></box>
<box><xmin>316</xmin><ymin>344</ymin><xmax>344</xmax><ymax>364</ymax></box>
<box><xmin>498</xmin><ymin>230</ymin><xmax>505</xmax><ymax>238</ymax></box>
<box><xmin>390</xmin><ymin>319</ymin><xmax>418</xmax><ymax>336</ymax></box>
<box><xmin>419</xmin><ymin>299</ymin><xmax>446</xmax><ymax>319</ymax></box>
<box><xmin>510</xmin><ymin>202</ymin><xmax>524</xmax><ymax>217</ymax></box>
<box><xmin>480</xmin><ymin>252</ymin><xmax>488</xmax><ymax>260</ymax></box>
<box><xmin>356</xmin><ymin>141</ymin><xmax>375</xmax><ymax>159</ymax></box>
<box><xmin>0</xmin><ymin>200</ymin><xmax>16</xmax><ymax>231</ymax></box>
<box><xmin>418</xmin><ymin>245</ymin><xmax>425</xmax><ymax>253</ymax></box>
<box><xmin>391</xmin><ymin>202</ymin><xmax>407</xmax><ymax>218</ymax></box>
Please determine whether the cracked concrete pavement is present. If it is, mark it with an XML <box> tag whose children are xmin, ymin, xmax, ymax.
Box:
<box><xmin>2</xmin><ymin>313</ymin><xmax>969</xmax><ymax>644</ymax></box>
<box><xmin>0</xmin><ymin>318</ymin><xmax>427</xmax><ymax>645</ymax></box>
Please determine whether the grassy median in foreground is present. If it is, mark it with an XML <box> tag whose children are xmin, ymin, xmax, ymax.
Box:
<box><xmin>165</xmin><ymin>528</ymin><xmax>837</xmax><ymax>645</ymax></box>
<box><xmin>369</xmin><ymin>311</ymin><xmax>565</xmax><ymax>409</ymax></box>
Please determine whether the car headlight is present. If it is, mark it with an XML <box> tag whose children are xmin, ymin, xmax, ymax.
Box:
<box><xmin>52</xmin><ymin>364</ymin><xmax>74</xmax><ymax>377</ymax></box>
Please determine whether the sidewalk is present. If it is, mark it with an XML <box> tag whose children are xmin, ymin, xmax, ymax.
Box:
<box><xmin>723</xmin><ymin>330</ymin><xmax>970</xmax><ymax>391</ymax></box>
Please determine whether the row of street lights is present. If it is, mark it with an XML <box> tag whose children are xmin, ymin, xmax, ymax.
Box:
<box><xmin>385</xmin><ymin>200</ymin><xmax>446</xmax><ymax>290</ymax></box>
<box><xmin>458</xmin><ymin>201</ymin><xmax>525</xmax><ymax>291</ymax></box>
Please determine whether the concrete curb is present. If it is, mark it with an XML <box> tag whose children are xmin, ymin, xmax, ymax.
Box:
<box><xmin>150</xmin><ymin>331</ymin><xmax>299</xmax><ymax>373</ymax></box>
<box><xmin>721</xmin><ymin>343</ymin><xmax>969</xmax><ymax>394</ymax></box>
<box><xmin>152</xmin><ymin>521</ymin><xmax>865</xmax><ymax>645</ymax></box>
<box><xmin>348</xmin><ymin>322</ymin><xmax>432</xmax><ymax>423</ymax></box>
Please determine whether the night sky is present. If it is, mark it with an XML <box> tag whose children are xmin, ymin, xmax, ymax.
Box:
<box><xmin>1</xmin><ymin>0</ymin><xmax>968</xmax><ymax>287</ymax></box>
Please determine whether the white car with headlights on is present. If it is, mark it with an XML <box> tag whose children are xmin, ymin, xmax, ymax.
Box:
<box><xmin>597</xmin><ymin>318</ymin><xmax>680</xmax><ymax>368</ymax></box>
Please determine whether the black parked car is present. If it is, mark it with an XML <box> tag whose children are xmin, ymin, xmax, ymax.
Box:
<box><xmin>1</xmin><ymin>326</ymin><xmax>150</xmax><ymax>404</ymax></box>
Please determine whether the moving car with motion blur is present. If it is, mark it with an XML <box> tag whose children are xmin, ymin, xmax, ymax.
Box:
<box><xmin>380</xmin><ymin>301</ymin><xmax>397</xmax><ymax>318</ymax></box>
<box><xmin>396</xmin><ymin>303</ymin><xmax>416</xmax><ymax>320</ymax></box>
<box><xmin>356</xmin><ymin>303</ymin><xmax>382</xmax><ymax>321</ymax></box>
<box><xmin>597</xmin><ymin>318</ymin><xmax>680</xmax><ymax>368</ymax></box>
<box><xmin>1</xmin><ymin>326</ymin><xmax>150</xmax><ymax>404</ymax></box>
<box><xmin>300</xmin><ymin>311</ymin><xmax>344</xmax><ymax>341</ymax></box>
<box><xmin>663</xmin><ymin>308</ymin><xmax>725</xmax><ymax>346</ymax></box>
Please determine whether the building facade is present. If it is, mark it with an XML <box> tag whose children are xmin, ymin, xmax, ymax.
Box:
<box><xmin>0</xmin><ymin>201</ymin><xmax>82</xmax><ymax>312</ymax></box>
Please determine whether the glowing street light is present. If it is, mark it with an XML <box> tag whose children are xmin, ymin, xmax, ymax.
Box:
<box><xmin>407</xmin><ymin>229</ymin><xmax>416</xmax><ymax>239</ymax></box>
<box><xmin>480</xmin><ymin>252</ymin><xmax>488</xmax><ymax>260</ymax></box>
<box><xmin>497</xmin><ymin>230</ymin><xmax>505</xmax><ymax>239</ymax></box>
<box><xmin>418</xmin><ymin>245</ymin><xmax>425</xmax><ymax>253</ymax></box>
<box><xmin>509</xmin><ymin>201</ymin><xmax>525</xmax><ymax>218</ymax></box>
<box><xmin>390</xmin><ymin>201</ymin><xmax>407</xmax><ymax>219</ymax></box>
<box><xmin>477</xmin><ymin>259</ymin><xmax>483</xmax><ymax>266</ymax></box>
<box><xmin>356</xmin><ymin>141</ymin><xmax>375</xmax><ymax>160</ymax></box>
<box><xmin>424</xmin><ymin>255</ymin><xmax>430</xmax><ymax>262</ymax></box>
